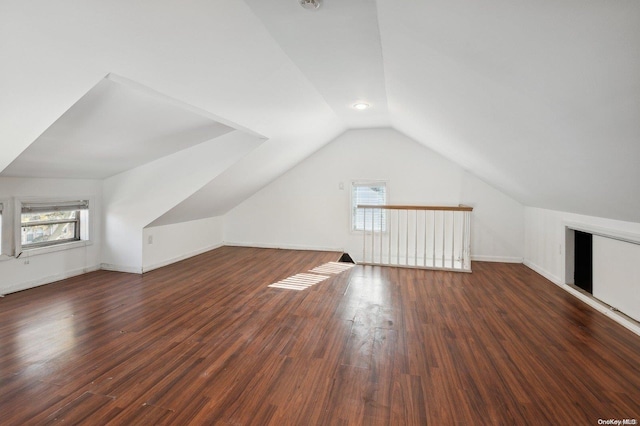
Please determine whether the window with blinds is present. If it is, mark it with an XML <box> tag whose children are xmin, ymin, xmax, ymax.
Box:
<box><xmin>352</xmin><ymin>182</ymin><xmax>387</xmax><ymax>231</ymax></box>
<box><xmin>20</xmin><ymin>200</ymin><xmax>89</xmax><ymax>249</ymax></box>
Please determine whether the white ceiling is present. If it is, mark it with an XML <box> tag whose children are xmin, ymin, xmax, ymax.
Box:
<box><xmin>1</xmin><ymin>0</ymin><xmax>639</xmax><ymax>222</ymax></box>
<box><xmin>378</xmin><ymin>0</ymin><xmax>640</xmax><ymax>221</ymax></box>
<box><xmin>1</xmin><ymin>75</ymin><xmax>237</xmax><ymax>179</ymax></box>
<box><xmin>243</xmin><ymin>0</ymin><xmax>389</xmax><ymax>128</ymax></box>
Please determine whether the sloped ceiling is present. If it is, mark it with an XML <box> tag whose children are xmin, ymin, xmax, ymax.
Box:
<box><xmin>1</xmin><ymin>75</ymin><xmax>239</xmax><ymax>179</ymax></box>
<box><xmin>378</xmin><ymin>0</ymin><xmax>640</xmax><ymax>222</ymax></box>
<box><xmin>1</xmin><ymin>0</ymin><xmax>639</xmax><ymax>223</ymax></box>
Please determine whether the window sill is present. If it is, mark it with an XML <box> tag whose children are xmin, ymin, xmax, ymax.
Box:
<box><xmin>0</xmin><ymin>254</ymin><xmax>12</xmax><ymax>262</ymax></box>
<box><xmin>19</xmin><ymin>240</ymin><xmax>92</xmax><ymax>258</ymax></box>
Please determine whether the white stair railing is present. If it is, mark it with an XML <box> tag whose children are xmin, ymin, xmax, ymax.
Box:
<box><xmin>358</xmin><ymin>205</ymin><xmax>473</xmax><ymax>272</ymax></box>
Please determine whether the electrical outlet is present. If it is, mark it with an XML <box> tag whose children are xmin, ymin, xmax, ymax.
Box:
<box><xmin>148</xmin><ymin>235</ymin><xmax>153</xmax><ymax>244</ymax></box>
<box><xmin>339</xmin><ymin>182</ymin><xmax>344</xmax><ymax>190</ymax></box>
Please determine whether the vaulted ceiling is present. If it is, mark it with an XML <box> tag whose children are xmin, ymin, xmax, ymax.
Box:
<box><xmin>1</xmin><ymin>0</ymin><xmax>639</xmax><ymax>223</ymax></box>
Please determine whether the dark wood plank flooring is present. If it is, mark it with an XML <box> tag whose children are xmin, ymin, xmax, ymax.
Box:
<box><xmin>1</xmin><ymin>246</ymin><xmax>639</xmax><ymax>424</ymax></box>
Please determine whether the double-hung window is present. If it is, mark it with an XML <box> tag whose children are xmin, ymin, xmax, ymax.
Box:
<box><xmin>20</xmin><ymin>200</ymin><xmax>89</xmax><ymax>250</ymax></box>
<box><xmin>352</xmin><ymin>182</ymin><xmax>387</xmax><ymax>232</ymax></box>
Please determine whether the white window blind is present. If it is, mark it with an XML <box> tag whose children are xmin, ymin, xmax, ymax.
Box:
<box><xmin>21</xmin><ymin>200</ymin><xmax>88</xmax><ymax>213</ymax></box>
<box><xmin>352</xmin><ymin>182</ymin><xmax>386</xmax><ymax>231</ymax></box>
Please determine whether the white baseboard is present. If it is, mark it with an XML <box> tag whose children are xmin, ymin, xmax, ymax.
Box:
<box><xmin>471</xmin><ymin>255</ymin><xmax>523</xmax><ymax>263</ymax></box>
<box><xmin>560</xmin><ymin>285</ymin><xmax>640</xmax><ymax>336</ymax></box>
<box><xmin>523</xmin><ymin>259</ymin><xmax>562</xmax><ymax>285</ymax></box>
<box><xmin>142</xmin><ymin>243</ymin><xmax>224</xmax><ymax>273</ymax></box>
<box><xmin>224</xmin><ymin>241</ymin><xmax>344</xmax><ymax>253</ymax></box>
<box><xmin>523</xmin><ymin>259</ymin><xmax>640</xmax><ymax>337</ymax></box>
<box><xmin>100</xmin><ymin>263</ymin><xmax>143</xmax><ymax>274</ymax></box>
<box><xmin>1</xmin><ymin>264</ymin><xmax>101</xmax><ymax>296</ymax></box>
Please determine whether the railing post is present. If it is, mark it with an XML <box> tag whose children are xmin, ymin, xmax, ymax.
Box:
<box><xmin>371</xmin><ymin>207</ymin><xmax>375</xmax><ymax>265</ymax></box>
<box><xmin>379</xmin><ymin>207</ymin><xmax>383</xmax><ymax>265</ymax></box>
<box><xmin>414</xmin><ymin>210</ymin><xmax>418</xmax><ymax>267</ymax></box>
<box><xmin>362</xmin><ymin>206</ymin><xmax>366</xmax><ymax>264</ymax></box>
<box><xmin>461</xmin><ymin>211</ymin><xmax>466</xmax><ymax>270</ymax></box>
<box><xmin>468</xmin><ymin>210</ymin><xmax>471</xmax><ymax>270</ymax></box>
<box><xmin>423</xmin><ymin>210</ymin><xmax>427</xmax><ymax>267</ymax></box>
<box><xmin>451</xmin><ymin>211</ymin><xmax>455</xmax><ymax>269</ymax></box>
<box><xmin>432</xmin><ymin>210</ymin><xmax>436</xmax><ymax>268</ymax></box>
<box><xmin>405</xmin><ymin>209</ymin><xmax>409</xmax><ymax>266</ymax></box>
<box><xmin>397</xmin><ymin>209</ymin><xmax>400</xmax><ymax>265</ymax></box>
<box><xmin>441</xmin><ymin>210</ymin><xmax>445</xmax><ymax>268</ymax></box>
<box><xmin>388</xmin><ymin>209</ymin><xmax>392</xmax><ymax>265</ymax></box>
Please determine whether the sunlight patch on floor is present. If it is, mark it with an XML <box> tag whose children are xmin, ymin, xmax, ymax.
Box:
<box><xmin>268</xmin><ymin>262</ymin><xmax>355</xmax><ymax>291</ymax></box>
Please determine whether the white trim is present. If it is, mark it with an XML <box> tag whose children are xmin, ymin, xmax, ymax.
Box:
<box><xmin>225</xmin><ymin>241</ymin><xmax>344</xmax><ymax>253</ymax></box>
<box><xmin>471</xmin><ymin>255</ymin><xmax>523</xmax><ymax>263</ymax></box>
<box><xmin>523</xmin><ymin>260</ymin><xmax>640</xmax><ymax>337</ymax></box>
<box><xmin>562</xmin><ymin>285</ymin><xmax>640</xmax><ymax>336</ymax></box>
<box><xmin>100</xmin><ymin>263</ymin><xmax>143</xmax><ymax>274</ymax></box>
<box><xmin>563</xmin><ymin>220</ymin><xmax>640</xmax><ymax>246</ymax></box>
<box><xmin>17</xmin><ymin>240</ymin><xmax>92</xmax><ymax>258</ymax></box>
<box><xmin>523</xmin><ymin>259</ymin><xmax>562</xmax><ymax>285</ymax></box>
<box><xmin>1</xmin><ymin>264</ymin><xmax>100</xmax><ymax>295</ymax></box>
<box><xmin>142</xmin><ymin>243</ymin><xmax>224</xmax><ymax>273</ymax></box>
<box><xmin>21</xmin><ymin>200</ymin><xmax>89</xmax><ymax>212</ymax></box>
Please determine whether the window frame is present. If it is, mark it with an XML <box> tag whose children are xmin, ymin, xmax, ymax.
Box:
<box><xmin>21</xmin><ymin>209</ymin><xmax>82</xmax><ymax>250</ymax></box>
<box><xmin>351</xmin><ymin>181</ymin><xmax>388</xmax><ymax>233</ymax></box>
<box><xmin>15</xmin><ymin>198</ymin><xmax>93</xmax><ymax>256</ymax></box>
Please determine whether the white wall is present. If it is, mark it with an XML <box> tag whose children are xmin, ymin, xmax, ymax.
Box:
<box><xmin>142</xmin><ymin>216</ymin><xmax>224</xmax><ymax>272</ymax></box>
<box><xmin>224</xmin><ymin>128</ymin><xmax>524</xmax><ymax>262</ymax></box>
<box><xmin>460</xmin><ymin>172</ymin><xmax>524</xmax><ymax>262</ymax></box>
<box><xmin>0</xmin><ymin>177</ymin><xmax>102</xmax><ymax>295</ymax></box>
<box><xmin>102</xmin><ymin>131</ymin><xmax>262</xmax><ymax>273</ymax></box>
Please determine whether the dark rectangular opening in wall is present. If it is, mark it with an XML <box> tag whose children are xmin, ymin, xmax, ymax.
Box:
<box><xmin>574</xmin><ymin>230</ymin><xmax>593</xmax><ymax>294</ymax></box>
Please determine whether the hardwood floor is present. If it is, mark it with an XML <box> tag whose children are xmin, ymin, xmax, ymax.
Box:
<box><xmin>1</xmin><ymin>246</ymin><xmax>639</xmax><ymax>425</ymax></box>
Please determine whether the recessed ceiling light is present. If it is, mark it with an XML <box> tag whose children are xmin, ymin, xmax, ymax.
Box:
<box><xmin>352</xmin><ymin>102</ymin><xmax>370</xmax><ymax>110</ymax></box>
<box><xmin>300</xmin><ymin>0</ymin><xmax>321</xmax><ymax>10</ymax></box>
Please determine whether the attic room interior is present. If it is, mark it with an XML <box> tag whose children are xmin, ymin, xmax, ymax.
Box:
<box><xmin>1</xmin><ymin>0</ymin><xmax>639</xmax><ymax>424</ymax></box>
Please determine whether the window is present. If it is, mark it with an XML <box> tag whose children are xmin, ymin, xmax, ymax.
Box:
<box><xmin>20</xmin><ymin>200</ymin><xmax>89</xmax><ymax>250</ymax></box>
<box><xmin>352</xmin><ymin>182</ymin><xmax>386</xmax><ymax>231</ymax></box>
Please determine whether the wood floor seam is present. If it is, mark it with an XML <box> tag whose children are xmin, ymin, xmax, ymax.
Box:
<box><xmin>0</xmin><ymin>246</ymin><xmax>638</xmax><ymax>424</ymax></box>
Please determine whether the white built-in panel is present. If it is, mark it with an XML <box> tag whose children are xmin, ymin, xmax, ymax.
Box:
<box><xmin>593</xmin><ymin>235</ymin><xmax>640</xmax><ymax>322</ymax></box>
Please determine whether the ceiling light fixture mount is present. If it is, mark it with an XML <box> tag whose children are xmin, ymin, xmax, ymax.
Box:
<box><xmin>352</xmin><ymin>102</ymin><xmax>370</xmax><ymax>110</ymax></box>
<box><xmin>299</xmin><ymin>0</ymin><xmax>321</xmax><ymax>10</ymax></box>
